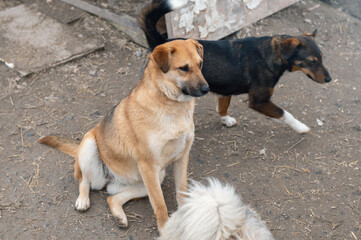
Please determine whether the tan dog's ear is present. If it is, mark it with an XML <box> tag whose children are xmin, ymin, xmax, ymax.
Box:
<box><xmin>152</xmin><ymin>45</ymin><xmax>174</xmax><ymax>73</ymax></box>
<box><xmin>189</xmin><ymin>39</ymin><xmax>203</xmax><ymax>59</ymax></box>
<box><xmin>282</xmin><ymin>38</ymin><xmax>301</xmax><ymax>59</ymax></box>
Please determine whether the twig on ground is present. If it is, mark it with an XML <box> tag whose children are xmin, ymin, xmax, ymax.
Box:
<box><xmin>20</xmin><ymin>176</ymin><xmax>35</xmax><ymax>193</ymax></box>
<box><xmin>285</xmin><ymin>138</ymin><xmax>305</xmax><ymax>153</ymax></box>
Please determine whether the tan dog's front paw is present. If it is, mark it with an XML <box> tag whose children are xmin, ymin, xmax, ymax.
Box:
<box><xmin>75</xmin><ymin>196</ymin><xmax>90</xmax><ymax>211</ymax></box>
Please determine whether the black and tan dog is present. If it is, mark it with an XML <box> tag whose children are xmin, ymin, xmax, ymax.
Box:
<box><xmin>139</xmin><ymin>0</ymin><xmax>332</xmax><ymax>134</ymax></box>
<box><xmin>38</xmin><ymin>39</ymin><xmax>208</xmax><ymax>233</ymax></box>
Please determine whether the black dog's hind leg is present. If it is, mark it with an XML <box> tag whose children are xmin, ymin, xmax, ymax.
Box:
<box><xmin>249</xmin><ymin>88</ymin><xmax>310</xmax><ymax>134</ymax></box>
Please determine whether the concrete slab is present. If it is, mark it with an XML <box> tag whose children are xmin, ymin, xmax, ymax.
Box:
<box><xmin>61</xmin><ymin>0</ymin><xmax>148</xmax><ymax>47</ymax></box>
<box><xmin>165</xmin><ymin>0</ymin><xmax>299</xmax><ymax>40</ymax></box>
<box><xmin>0</xmin><ymin>4</ymin><xmax>104</xmax><ymax>77</ymax></box>
<box><xmin>29</xmin><ymin>0</ymin><xmax>84</xmax><ymax>24</ymax></box>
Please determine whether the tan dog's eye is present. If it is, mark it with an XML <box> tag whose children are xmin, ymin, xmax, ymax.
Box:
<box><xmin>179</xmin><ymin>64</ymin><xmax>189</xmax><ymax>72</ymax></box>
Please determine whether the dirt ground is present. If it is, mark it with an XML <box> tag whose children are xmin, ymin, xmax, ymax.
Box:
<box><xmin>0</xmin><ymin>0</ymin><xmax>360</xmax><ymax>239</ymax></box>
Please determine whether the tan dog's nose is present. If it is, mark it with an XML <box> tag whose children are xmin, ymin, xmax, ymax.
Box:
<box><xmin>199</xmin><ymin>84</ymin><xmax>210</xmax><ymax>95</ymax></box>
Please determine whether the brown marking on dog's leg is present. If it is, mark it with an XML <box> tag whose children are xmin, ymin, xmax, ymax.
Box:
<box><xmin>217</xmin><ymin>96</ymin><xmax>232</xmax><ymax>117</ymax></box>
<box><xmin>138</xmin><ymin>161</ymin><xmax>168</xmax><ymax>232</ymax></box>
<box><xmin>217</xmin><ymin>96</ymin><xmax>237</xmax><ymax>127</ymax></box>
<box><xmin>269</xmin><ymin>88</ymin><xmax>274</xmax><ymax>96</ymax></box>
<box><xmin>74</xmin><ymin>157</ymin><xmax>82</xmax><ymax>182</ymax></box>
<box><xmin>250</xmin><ymin>101</ymin><xmax>284</xmax><ymax>118</ymax></box>
<box><xmin>249</xmin><ymin>89</ymin><xmax>283</xmax><ymax>119</ymax></box>
<box><xmin>249</xmin><ymin>89</ymin><xmax>310</xmax><ymax>133</ymax></box>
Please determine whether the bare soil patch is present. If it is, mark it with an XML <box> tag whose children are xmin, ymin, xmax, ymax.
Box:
<box><xmin>0</xmin><ymin>1</ymin><xmax>360</xmax><ymax>239</ymax></box>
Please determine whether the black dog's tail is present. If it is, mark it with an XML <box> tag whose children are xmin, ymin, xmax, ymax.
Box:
<box><xmin>138</xmin><ymin>0</ymin><xmax>187</xmax><ymax>49</ymax></box>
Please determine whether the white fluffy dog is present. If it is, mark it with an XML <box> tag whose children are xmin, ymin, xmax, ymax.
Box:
<box><xmin>159</xmin><ymin>178</ymin><xmax>275</xmax><ymax>240</ymax></box>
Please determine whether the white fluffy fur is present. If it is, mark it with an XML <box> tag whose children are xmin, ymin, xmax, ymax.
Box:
<box><xmin>168</xmin><ymin>0</ymin><xmax>188</xmax><ymax>10</ymax></box>
<box><xmin>159</xmin><ymin>178</ymin><xmax>275</xmax><ymax>240</ymax></box>
<box><xmin>280</xmin><ymin>110</ymin><xmax>310</xmax><ymax>134</ymax></box>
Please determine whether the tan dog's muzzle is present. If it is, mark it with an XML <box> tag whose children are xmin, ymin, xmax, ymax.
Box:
<box><xmin>181</xmin><ymin>70</ymin><xmax>209</xmax><ymax>97</ymax></box>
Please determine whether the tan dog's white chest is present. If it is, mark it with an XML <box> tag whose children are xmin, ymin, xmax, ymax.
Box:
<box><xmin>148</xmin><ymin>125</ymin><xmax>194</xmax><ymax>169</ymax></box>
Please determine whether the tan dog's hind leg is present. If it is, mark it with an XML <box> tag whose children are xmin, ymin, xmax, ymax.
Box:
<box><xmin>107</xmin><ymin>183</ymin><xmax>148</xmax><ymax>227</ymax></box>
<box><xmin>217</xmin><ymin>96</ymin><xmax>237</xmax><ymax>127</ymax></box>
<box><xmin>107</xmin><ymin>169</ymin><xmax>165</xmax><ymax>228</ymax></box>
<box><xmin>75</xmin><ymin>132</ymin><xmax>107</xmax><ymax>211</ymax></box>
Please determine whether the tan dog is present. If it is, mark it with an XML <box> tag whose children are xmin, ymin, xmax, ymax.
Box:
<box><xmin>38</xmin><ymin>39</ymin><xmax>209</xmax><ymax>232</ymax></box>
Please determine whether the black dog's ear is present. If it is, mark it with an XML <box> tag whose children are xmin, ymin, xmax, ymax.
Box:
<box><xmin>312</xmin><ymin>29</ymin><xmax>318</xmax><ymax>37</ymax></box>
<box><xmin>282</xmin><ymin>38</ymin><xmax>302</xmax><ymax>59</ymax></box>
<box><xmin>304</xmin><ymin>29</ymin><xmax>317</xmax><ymax>38</ymax></box>
<box><xmin>152</xmin><ymin>45</ymin><xmax>175</xmax><ymax>73</ymax></box>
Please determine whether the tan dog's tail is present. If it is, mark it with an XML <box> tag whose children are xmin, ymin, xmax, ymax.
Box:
<box><xmin>38</xmin><ymin>135</ymin><xmax>79</xmax><ymax>157</ymax></box>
